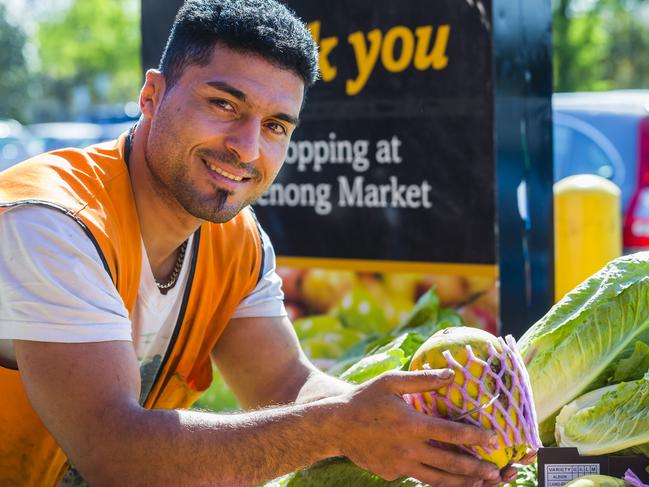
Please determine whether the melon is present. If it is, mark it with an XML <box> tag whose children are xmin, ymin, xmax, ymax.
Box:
<box><xmin>404</xmin><ymin>327</ymin><xmax>540</xmax><ymax>468</ymax></box>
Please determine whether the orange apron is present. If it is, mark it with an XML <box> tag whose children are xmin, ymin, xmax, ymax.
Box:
<box><xmin>0</xmin><ymin>134</ymin><xmax>263</xmax><ymax>486</ymax></box>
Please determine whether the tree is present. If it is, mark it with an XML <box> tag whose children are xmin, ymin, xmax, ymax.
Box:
<box><xmin>603</xmin><ymin>3</ymin><xmax>649</xmax><ymax>88</ymax></box>
<box><xmin>36</xmin><ymin>0</ymin><xmax>140</xmax><ymax>120</ymax></box>
<box><xmin>0</xmin><ymin>2</ymin><xmax>32</xmax><ymax>122</ymax></box>
<box><xmin>553</xmin><ymin>0</ymin><xmax>649</xmax><ymax>92</ymax></box>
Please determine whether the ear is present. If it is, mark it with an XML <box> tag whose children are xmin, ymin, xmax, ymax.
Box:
<box><xmin>139</xmin><ymin>69</ymin><xmax>167</xmax><ymax>120</ymax></box>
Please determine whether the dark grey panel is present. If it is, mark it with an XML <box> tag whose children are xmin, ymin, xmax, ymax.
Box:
<box><xmin>493</xmin><ymin>0</ymin><xmax>554</xmax><ymax>336</ymax></box>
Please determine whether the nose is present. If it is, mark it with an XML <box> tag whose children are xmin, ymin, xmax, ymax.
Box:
<box><xmin>224</xmin><ymin>116</ymin><xmax>261</xmax><ymax>163</ymax></box>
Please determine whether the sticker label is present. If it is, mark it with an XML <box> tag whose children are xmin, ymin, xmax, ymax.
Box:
<box><xmin>545</xmin><ymin>464</ymin><xmax>601</xmax><ymax>486</ymax></box>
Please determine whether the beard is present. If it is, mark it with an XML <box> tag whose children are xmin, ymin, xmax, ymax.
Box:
<box><xmin>144</xmin><ymin>140</ymin><xmax>251</xmax><ymax>224</ymax></box>
<box><xmin>142</xmin><ymin>95</ymin><xmax>269</xmax><ymax>224</ymax></box>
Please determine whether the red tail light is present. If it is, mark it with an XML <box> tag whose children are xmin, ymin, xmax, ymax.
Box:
<box><xmin>623</xmin><ymin>117</ymin><xmax>649</xmax><ymax>250</ymax></box>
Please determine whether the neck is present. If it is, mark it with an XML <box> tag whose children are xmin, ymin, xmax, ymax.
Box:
<box><xmin>127</xmin><ymin>122</ymin><xmax>200</xmax><ymax>277</ymax></box>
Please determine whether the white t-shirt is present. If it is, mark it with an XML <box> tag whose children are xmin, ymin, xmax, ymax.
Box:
<box><xmin>0</xmin><ymin>206</ymin><xmax>287</xmax><ymax>366</ymax></box>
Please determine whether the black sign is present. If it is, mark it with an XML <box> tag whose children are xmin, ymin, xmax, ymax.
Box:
<box><xmin>140</xmin><ymin>0</ymin><xmax>554</xmax><ymax>336</ymax></box>
<box><xmin>254</xmin><ymin>1</ymin><xmax>495</xmax><ymax>264</ymax></box>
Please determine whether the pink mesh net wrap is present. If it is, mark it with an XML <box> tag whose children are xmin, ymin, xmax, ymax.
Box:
<box><xmin>624</xmin><ymin>469</ymin><xmax>649</xmax><ymax>487</ymax></box>
<box><xmin>403</xmin><ymin>335</ymin><xmax>541</xmax><ymax>459</ymax></box>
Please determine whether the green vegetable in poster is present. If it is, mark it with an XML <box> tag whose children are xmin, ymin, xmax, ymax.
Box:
<box><xmin>301</xmin><ymin>328</ymin><xmax>366</xmax><ymax>359</ymax></box>
<box><xmin>334</xmin><ymin>286</ymin><xmax>390</xmax><ymax>334</ymax></box>
<box><xmin>292</xmin><ymin>315</ymin><xmax>344</xmax><ymax>340</ymax></box>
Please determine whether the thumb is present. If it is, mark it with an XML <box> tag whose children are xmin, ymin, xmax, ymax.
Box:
<box><xmin>380</xmin><ymin>368</ymin><xmax>455</xmax><ymax>395</ymax></box>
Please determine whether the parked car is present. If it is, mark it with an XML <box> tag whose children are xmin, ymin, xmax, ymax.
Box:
<box><xmin>27</xmin><ymin>122</ymin><xmax>104</xmax><ymax>153</ymax></box>
<box><xmin>553</xmin><ymin>90</ymin><xmax>649</xmax><ymax>251</ymax></box>
<box><xmin>0</xmin><ymin>119</ymin><xmax>38</xmax><ymax>172</ymax></box>
<box><xmin>99</xmin><ymin>120</ymin><xmax>137</xmax><ymax>141</ymax></box>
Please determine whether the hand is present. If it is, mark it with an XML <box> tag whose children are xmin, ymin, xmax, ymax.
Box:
<box><xmin>496</xmin><ymin>450</ymin><xmax>538</xmax><ymax>486</ymax></box>
<box><xmin>494</xmin><ymin>466</ymin><xmax>518</xmax><ymax>487</ymax></box>
<box><xmin>517</xmin><ymin>451</ymin><xmax>537</xmax><ymax>466</ymax></box>
<box><xmin>333</xmin><ymin>369</ymin><xmax>504</xmax><ymax>487</ymax></box>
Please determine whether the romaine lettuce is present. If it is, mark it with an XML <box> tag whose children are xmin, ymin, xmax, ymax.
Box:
<box><xmin>555</xmin><ymin>372</ymin><xmax>649</xmax><ymax>455</ymax></box>
<box><xmin>517</xmin><ymin>252</ymin><xmax>649</xmax><ymax>424</ymax></box>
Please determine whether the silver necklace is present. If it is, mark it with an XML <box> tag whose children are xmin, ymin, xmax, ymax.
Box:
<box><xmin>155</xmin><ymin>240</ymin><xmax>188</xmax><ymax>290</ymax></box>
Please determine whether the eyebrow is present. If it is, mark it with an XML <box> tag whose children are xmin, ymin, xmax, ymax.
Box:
<box><xmin>206</xmin><ymin>81</ymin><xmax>247</xmax><ymax>102</ymax></box>
<box><xmin>206</xmin><ymin>80</ymin><xmax>300</xmax><ymax>127</ymax></box>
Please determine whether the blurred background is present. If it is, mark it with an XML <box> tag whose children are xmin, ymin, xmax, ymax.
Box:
<box><xmin>0</xmin><ymin>0</ymin><xmax>140</xmax><ymax>170</ymax></box>
<box><xmin>2</xmin><ymin>0</ymin><xmax>649</xmax><ymax>238</ymax></box>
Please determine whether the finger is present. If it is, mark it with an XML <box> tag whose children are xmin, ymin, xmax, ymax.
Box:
<box><xmin>416</xmin><ymin>444</ymin><xmax>501</xmax><ymax>482</ymax></box>
<box><xmin>501</xmin><ymin>466</ymin><xmax>518</xmax><ymax>484</ymax></box>
<box><xmin>424</xmin><ymin>417</ymin><xmax>499</xmax><ymax>449</ymax></box>
<box><xmin>407</xmin><ymin>463</ymin><xmax>482</xmax><ymax>487</ymax></box>
<box><xmin>518</xmin><ymin>451</ymin><xmax>537</xmax><ymax>465</ymax></box>
<box><xmin>380</xmin><ymin>369</ymin><xmax>455</xmax><ymax>395</ymax></box>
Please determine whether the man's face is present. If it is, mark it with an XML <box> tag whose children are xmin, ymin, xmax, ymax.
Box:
<box><xmin>144</xmin><ymin>44</ymin><xmax>305</xmax><ymax>223</ymax></box>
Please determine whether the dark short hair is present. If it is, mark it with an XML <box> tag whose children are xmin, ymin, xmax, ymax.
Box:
<box><xmin>159</xmin><ymin>0</ymin><xmax>319</xmax><ymax>90</ymax></box>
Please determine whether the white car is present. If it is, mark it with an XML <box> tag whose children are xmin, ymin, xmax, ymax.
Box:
<box><xmin>27</xmin><ymin>122</ymin><xmax>104</xmax><ymax>153</ymax></box>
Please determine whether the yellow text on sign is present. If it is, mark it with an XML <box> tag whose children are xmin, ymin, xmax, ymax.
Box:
<box><xmin>308</xmin><ymin>22</ymin><xmax>451</xmax><ymax>96</ymax></box>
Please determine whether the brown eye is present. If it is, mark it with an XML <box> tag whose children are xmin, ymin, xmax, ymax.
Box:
<box><xmin>210</xmin><ymin>99</ymin><xmax>235</xmax><ymax>112</ymax></box>
<box><xmin>266</xmin><ymin>121</ymin><xmax>287</xmax><ymax>135</ymax></box>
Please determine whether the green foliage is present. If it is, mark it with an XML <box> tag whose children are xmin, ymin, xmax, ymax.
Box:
<box><xmin>553</xmin><ymin>0</ymin><xmax>649</xmax><ymax>91</ymax></box>
<box><xmin>0</xmin><ymin>3</ymin><xmax>31</xmax><ymax>120</ymax></box>
<box><xmin>553</xmin><ymin>0</ymin><xmax>611</xmax><ymax>91</ymax></box>
<box><xmin>603</xmin><ymin>5</ymin><xmax>649</xmax><ymax>88</ymax></box>
<box><xmin>36</xmin><ymin>0</ymin><xmax>140</xmax><ymax>110</ymax></box>
<box><xmin>504</xmin><ymin>461</ymin><xmax>538</xmax><ymax>487</ymax></box>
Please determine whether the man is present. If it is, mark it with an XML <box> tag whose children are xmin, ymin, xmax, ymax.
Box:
<box><xmin>0</xmin><ymin>1</ymin><xmax>519</xmax><ymax>485</ymax></box>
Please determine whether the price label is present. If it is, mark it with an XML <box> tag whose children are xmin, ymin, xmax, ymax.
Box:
<box><xmin>544</xmin><ymin>464</ymin><xmax>600</xmax><ymax>487</ymax></box>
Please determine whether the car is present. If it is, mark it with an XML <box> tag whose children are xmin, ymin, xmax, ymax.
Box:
<box><xmin>99</xmin><ymin>120</ymin><xmax>137</xmax><ymax>141</ymax></box>
<box><xmin>0</xmin><ymin>119</ymin><xmax>38</xmax><ymax>172</ymax></box>
<box><xmin>26</xmin><ymin>122</ymin><xmax>104</xmax><ymax>153</ymax></box>
<box><xmin>553</xmin><ymin>90</ymin><xmax>649</xmax><ymax>251</ymax></box>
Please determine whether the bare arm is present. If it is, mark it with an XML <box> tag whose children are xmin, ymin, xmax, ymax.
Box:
<box><xmin>15</xmin><ymin>339</ymin><xmax>341</xmax><ymax>487</ymax></box>
<box><xmin>15</xmin><ymin>318</ymin><xmax>507</xmax><ymax>487</ymax></box>
<box><xmin>212</xmin><ymin>316</ymin><xmax>509</xmax><ymax>486</ymax></box>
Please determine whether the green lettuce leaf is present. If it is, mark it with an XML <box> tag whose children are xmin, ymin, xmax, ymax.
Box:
<box><xmin>392</xmin><ymin>288</ymin><xmax>439</xmax><ymax>333</ymax></box>
<box><xmin>555</xmin><ymin>372</ymin><xmax>649</xmax><ymax>455</ymax></box>
<box><xmin>336</xmin><ymin>310</ymin><xmax>463</xmax><ymax>384</ymax></box>
<box><xmin>338</xmin><ymin>332</ymin><xmax>415</xmax><ymax>384</ymax></box>
<box><xmin>285</xmin><ymin>458</ymin><xmax>426</xmax><ymax>487</ymax></box>
<box><xmin>505</xmin><ymin>461</ymin><xmax>538</xmax><ymax>487</ymax></box>
<box><xmin>563</xmin><ymin>475</ymin><xmax>626</xmax><ymax>487</ymax></box>
<box><xmin>517</xmin><ymin>252</ymin><xmax>649</xmax><ymax>424</ymax></box>
<box><xmin>611</xmin><ymin>341</ymin><xmax>649</xmax><ymax>383</ymax></box>
<box><xmin>272</xmin><ymin>458</ymin><xmax>540</xmax><ymax>487</ymax></box>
